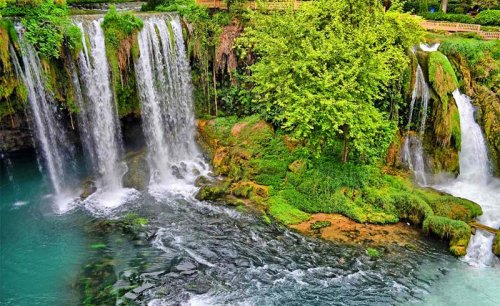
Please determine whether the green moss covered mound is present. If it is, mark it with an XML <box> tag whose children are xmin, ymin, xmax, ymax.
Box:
<box><xmin>197</xmin><ymin>116</ymin><xmax>482</xmax><ymax>256</ymax></box>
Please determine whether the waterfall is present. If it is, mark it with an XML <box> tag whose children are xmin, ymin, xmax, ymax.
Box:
<box><xmin>402</xmin><ymin>65</ymin><xmax>430</xmax><ymax>185</ymax></box>
<box><xmin>436</xmin><ymin>90</ymin><xmax>500</xmax><ymax>267</ymax></box>
<box><xmin>74</xmin><ymin>19</ymin><xmax>126</xmax><ymax>191</ymax></box>
<box><xmin>10</xmin><ymin>28</ymin><xmax>77</xmax><ymax>207</ymax></box>
<box><xmin>419</xmin><ymin>43</ymin><xmax>440</xmax><ymax>52</ymax></box>
<box><xmin>134</xmin><ymin>15</ymin><xmax>208</xmax><ymax>195</ymax></box>
<box><xmin>70</xmin><ymin>18</ymin><xmax>137</xmax><ymax>214</ymax></box>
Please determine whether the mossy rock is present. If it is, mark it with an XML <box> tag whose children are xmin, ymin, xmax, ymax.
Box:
<box><xmin>423</xmin><ymin>215</ymin><xmax>471</xmax><ymax>256</ymax></box>
<box><xmin>493</xmin><ymin>234</ymin><xmax>500</xmax><ymax>257</ymax></box>
<box><xmin>122</xmin><ymin>150</ymin><xmax>149</xmax><ymax>191</ymax></box>
<box><xmin>231</xmin><ymin>181</ymin><xmax>269</xmax><ymax>199</ymax></box>
<box><xmin>428</xmin><ymin>51</ymin><xmax>458</xmax><ymax>109</ymax></box>
<box><xmin>195</xmin><ymin>179</ymin><xmax>231</xmax><ymax>201</ymax></box>
<box><xmin>80</xmin><ymin>178</ymin><xmax>97</xmax><ymax>199</ymax></box>
<box><xmin>288</xmin><ymin>159</ymin><xmax>307</xmax><ymax>174</ymax></box>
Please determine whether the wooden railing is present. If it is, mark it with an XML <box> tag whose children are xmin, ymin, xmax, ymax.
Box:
<box><xmin>420</xmin><ymin>20</ymin><xmax>499</xmax><ymax>40</ymax></box>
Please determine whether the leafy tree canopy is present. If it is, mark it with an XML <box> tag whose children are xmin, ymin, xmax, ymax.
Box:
<box><xmin>21</xmin><ymin>0</ymin><xmax>81</xmax><ymax>58</ymax></box>
<box><xmin>238</xmin><ymin>0</ymin><xmax>422</xmax><ymax>163</ymax></box>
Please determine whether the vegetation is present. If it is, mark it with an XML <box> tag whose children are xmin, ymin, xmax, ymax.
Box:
<box><xmin>237</xmin><ymin>0</ymin><xmax>422</xmax><ymax>163</ymax></box>
<box><xmin>197</xmin><ymin>116</ymin><xmax>482</xmax><ymax>255</ymax></box>
<box><xmin>102</xmin><ymin>6</ymin><xmax>143</xmax><ymax>116</ymax></box>
<box><xmin>20</xmin><ymin>0</ymin><xmax>82</xmax><ymax>58</ymax></box>
<box><xmin>366</xmin><ymin>247</ymin><xmax>381</xmax><ymax>257</ymax></box>
<box><xmin>438</xmin><ymin>37</ymin><xmax>500</xmax><ymax>173</ymax></box>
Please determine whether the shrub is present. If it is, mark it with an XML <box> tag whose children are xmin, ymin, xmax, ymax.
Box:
<box><xmin>475</xmin><ymin>10</ymin><xmax>500</xmax><ymax>26</ymax></box>
<box><xmin>21</xmin><ymin>0</ymin><xmax>81</xmax><ymax>58</ymax></box>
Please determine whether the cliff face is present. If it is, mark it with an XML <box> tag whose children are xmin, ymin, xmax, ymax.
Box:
<box><xmin>439</xmin><ymin>38</ymin><xmax>500</xmax><ymax>176</ymax></box>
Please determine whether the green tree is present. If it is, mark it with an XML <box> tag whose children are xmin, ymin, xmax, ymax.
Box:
<box><xmin>238</xmin><ymin>0</ymin><xmax>422</xmax><ymax>163</ymax></box>
<box><xmin>21</xmin><ymin>0</ymin><xmax>81</xmax><ymax>58</ymax></box>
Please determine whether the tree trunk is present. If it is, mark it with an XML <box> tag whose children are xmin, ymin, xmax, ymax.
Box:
<box><xmin>441</xmin><ymin>0</ymin><xmax>448</xmax><ymax>13</ymax></box>
<box><xmin>213</xmin><ymin>61</ymin><xmax>218</xmax><ymax>117</ymax></box>
<box><xmin>342</xmin><ymin>124</ymin><xmax>349</xmax><ymax>163</ymax></box>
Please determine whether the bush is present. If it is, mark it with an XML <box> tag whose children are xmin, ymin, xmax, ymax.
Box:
<box><xmin>421</xmin><ymin>10</ymin><xmax>500</xmax><ymax>26</ymax></box>
<box><xmin>475</xmin><ymin>10</ymin><xmax>500</xmax><ymax>26</ymax></box>
<box><xmin>439</xmin><ymin>37</ymin><xmax>500</xmax><ymax>65</ymax></box>
<box><xmin>421</xmin><ymin>12</ymin><xmax>473</xmax><ymax>23</ymax></box>
<box><xmin>21</xmin><ymin>0</ymin><xmax>81</xmax><ymax>58</ymax></box>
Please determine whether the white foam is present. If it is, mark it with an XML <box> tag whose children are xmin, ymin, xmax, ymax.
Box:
<box><xmin>13</xmin><ymin>201</ymin><xmax>28</xmax><ymax>207</ymax></box>
<box><xmin>419</xmin><ymin>43</ymin><xmax>440</xmax><ymax>52</ymax></box>
<box><xmin>82</xmin><ymin>187</ymin><xmax>139</xmax><ymax>216</ymax></box>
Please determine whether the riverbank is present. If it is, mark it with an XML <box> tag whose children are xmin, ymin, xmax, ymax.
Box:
<box><xmin>195</xmin><ymin>116</ymin><xmax>485</xmax><ymax>256</ymax></box>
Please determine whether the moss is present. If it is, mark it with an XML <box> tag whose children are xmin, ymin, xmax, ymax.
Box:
<box><xmin>450</xmin><ymin>102</ymin><xmax>461</xmax><ymax>151</ymax></box>
<box><xmin>102</xmin><ymin>7</ymin><xmax>143</xmax><ymax>117</ymax></box>
<box><xmin>366</xmin><ymin>248</ymin><xmax>380</xmax><ymax>258</ymax></box>
<box><xmin>267</xmin><ymin>195</ymin><xmax>310</xmax><ymax>225</ymax></box>
<box><xmin>310</xmin><ymin>220</ymin><xmax>331</xmax><ymax>231</ymax></box>
<box><xmin>0</xmin><ymin>19</ymin><xmax>24</xmax><ymax>122</ymax></box>
<box><xmin>423</xmin><ymin>216</ymin><xmax>471</xmax><ymax>256</ymax></box>
<box><xmin>415</xmin><ymin>190</ymin><xmax>482</xmax><ymax>222</ymax></box>
<box><xmin>428</xmin><ymin>51</ymin><xmax>458</xmax><ymax>112</ymax></box>
<box><xmin>195</xmin><ymin>180</ymin><xmax>231</xmax><ymax>201</ymax></box>
<box><xmin>493</xmin><ymin>234</ymin><xmax>500</xmax><ymax>257</ymax></box>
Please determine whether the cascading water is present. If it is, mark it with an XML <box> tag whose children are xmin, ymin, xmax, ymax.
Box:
<box><xmin>10</xmin><ymin>28</ymin><xmax>78</xmax><ymax>211</ymax></box>
<box><xmin>72</xmin><ymin>18</ymin><xmax>136</xmax><ymax>213</ymax></box>
<box><xmin>435</xmin><ymin>90</ymin><xmax>500</xmax><ymax>267</ymax></box>
<box><xmin>134</xmin><ymin>15</ymin><xmax>208</xmax><ymax>195</ymax></box>
<box><xmin>402</xmin><ymin>64</ymin><xmax>430</xmax><ymax>185</ymax></box>
<box><xmin>74</xmin><ymin>19</ymin><xmax>125</xmax><ymax>190</ymax></box>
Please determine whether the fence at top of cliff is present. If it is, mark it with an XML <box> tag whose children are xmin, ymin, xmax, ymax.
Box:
<box><xmin>420</xmin><ymin>20</ymin><xmax>500</xmax><ymax>40</ymax></box>
<box><xmin>194</xmin><ymin>0</ymin><xmax>306</xmax><ymax>10</ymax></box>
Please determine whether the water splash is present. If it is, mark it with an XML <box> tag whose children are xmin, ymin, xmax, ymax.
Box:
<box><xmin>435</xmin><ymin>90</ymin><xmax>500</xmax><ymax>267</ymax></box>
<box><xmin>419</xmin><ymin>43</ymin><xmax>440</xmax><ymax>52</ymax></box>
<box><xmin>134</xmin><ymin>15</ymin><xmax>208</xmax><ymax>197</ymax></box>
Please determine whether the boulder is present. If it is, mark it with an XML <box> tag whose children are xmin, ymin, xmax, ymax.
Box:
<box><xmin>80</xmin><ymin>179</ymin><xmax>97</xmax><ymax>199</ymax></box>
<box><xmin>493</xmin><ymin>234</ymin><xmax>500</xmax><ymax>257</ymax></box>
<box><xmin>122</xmin><ymin>150</ymin><xmax>150</xmax><ymax>190</ymax></box>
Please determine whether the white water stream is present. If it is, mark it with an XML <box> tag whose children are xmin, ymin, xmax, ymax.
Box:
<box><xmin>10</xmin><ymin>28</ymin><xmax>78</xmax><ymax>212</ymax></box>
<box><xmin>134</xmin><ymin>15</ymin><xmax>208</xmax><ymax>197</ymax></box>
<box><xmin>73</xmin><ymin>18</ymin><xmax>136</xmax><ymax>213</ymax></box>
<box><xmin>435</xmin><ymin>90</ymin><xmax>500</xmax><ymax>267</ymax></box>
<box><xmin>402</xmin><ymin>65</ymin><xmax>430</xmax><ymax>186</ymax></box>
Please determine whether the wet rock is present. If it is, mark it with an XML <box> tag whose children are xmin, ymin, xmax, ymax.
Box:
<box><xmin>132</xmin><ymin>282</ymin><xmax>154</xmax><ymax>294</ymax></box>
<box><xmin>194</xmin><ymin>175</ymin><xmax>211</xmax><ymax>187</ymax></box>
<box><xmin>192</xmin><ymin>168</ymin><xmax>201</xmax><ymax>176</ymax></box>
<box><xmin>80</xmin><ymin>179</ymin><xmax>97</xmax><ymax>199</ymax></box>
<box><xmin>171</xmin><ymin>165</ymin><xmax>184</xmax><ymax>179</ymax></box>
<box><xmin>180</xmin><ymin>270</ymin><xmax>197</xmax><ymax>276</ymax></box>
<box><xmin>174</xmin><ymin>261</ymin><xmax>196</xmax><ymax>272</ymax></box>
<box><xmin>195</xmin><ymin>179</ymin><xmax>231</xmax><ymax>201</ymax></box>
<box><xmin>124</xmin><ymin>292</ymin><xmax>138</xmax><ymax>300</ymax></box>
<box><xmin>122</xmin><ymin>150</ymin><xmax>150</xmax><ymax>190</ymax></box>
<box><xmin>185</xmin><ymin>281</ymin><xmax>211</xmax><ymax>294</ymax></box>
